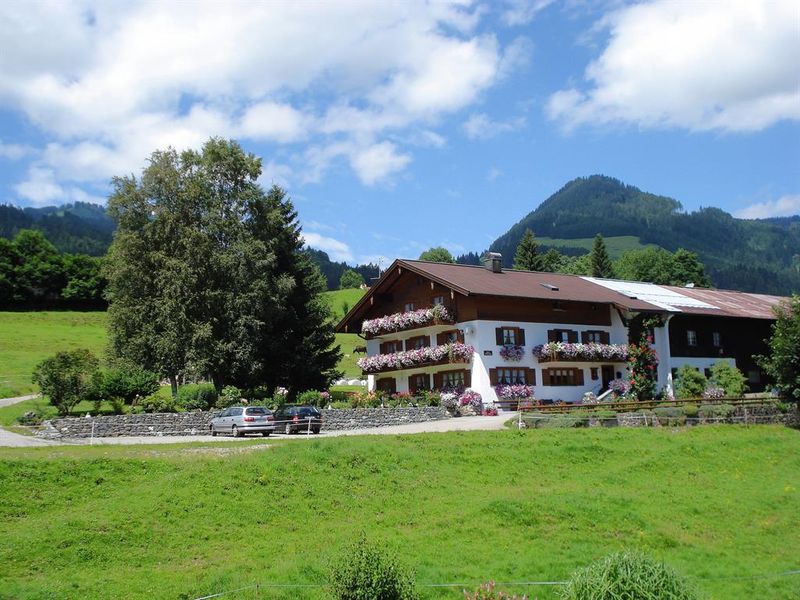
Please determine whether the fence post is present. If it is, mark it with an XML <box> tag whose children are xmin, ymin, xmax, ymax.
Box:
<box><xmin>307</xmin><ymin>416</ymin><xmax>312</xmax><ymax>434</ymax></box>
<box><xmin>90</xmin><ymin>420</ymin><xmax>95</xmax><ymax>445</ymax></box>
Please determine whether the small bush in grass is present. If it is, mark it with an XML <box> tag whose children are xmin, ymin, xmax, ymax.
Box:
<box><xmin>100</xmin><ymin>366</ymin><xmax>160</xmax><ymax>405</ymax></box>
<box><xmin>140</xmin><ymin>393</ymin><xmax>177</xmax><ymax>413</ymax></box>
<box><xmin>654</xmin><ymin>406</ymin><xmax>686</xmax><ymax>426</ymax></box>
<box><xmin>561</xmin><ymin>550</ymin><xmax>698</xmax><ymax>600</ymax></box>
<box><xmin>216</xmin><ymin>385</ymin><xmax>243</xmax><ymax>408</ymax></box>
<box><xmin>16</xmin><ymin>411</ymin><xmax>42</xmax><ymax>426</ymax></box>
<box><xmin>328</xmin><ymin>534</ymin><xmax>419</xmax><ymax>600</ymax></box>
<box><xmin>683</xmin><ymin>403</ymin><xmax>699</xmax><ymax>418</ymax></box>
<box><xmin>32</xmin><ymin>348</ymin><xmax>99</xmax><ymax>416</ymax></box>
<box><xmin>177</xmin><ymin>383</ymin><xmax>218</xmax><ymax>410</ymax></box>
<box><xmin>699</xmin><ymin>403</ymin><xmax>734</xmax><ymax>419</ymax></box>
<box><xmin>463</xmin><ymin>581</ymin><xmax>527</xmax><ymax>599</ymax></box>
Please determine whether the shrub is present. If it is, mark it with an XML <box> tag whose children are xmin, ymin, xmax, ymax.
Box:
<box><xmin>674</xmin><ymin>365</ymin><xmax>707</xmax><ymax>399</ymax></box>
<box><xmin>463</xmin><ymin>581</ymin><xmax>526</xmax><ymax>599</ymax></box>
<box><xmin>683</xmin><ymin>403</ymin><xmax>699</xmax><ymax>418</ymax></box>
<box><xmin>699</xmin><ymin>403</ymin><xmax>735</xmax><ymax>419</ymax></box>
<box><xmin>329</xmin><ymin>401</ymin><xmax>352</xmax><ymax>410</ymax></box>
<box><xmin>217</xmin><ymin>385</ymin><xmax>243</xmax><ymax>408</ymax></box>
<box><xmin>328</xmin><ymin>534</ymin><xmax>419</xmax><ymax>600</ymax></box>
<box><xmin>709</xmin><ymin>361</ymin><xmax>748</xmax><ymax>397</ymax></box>
<box><xmin>177</xmin><ymin>383</ymin><xmax>218</xmax><ymax>411</ymax></box>
<box><xmin>140</xmin><ymin>392</ymin><xmax>178</xmax><ymax>413</ymax></box>
<box><xmin>350</xmin><ymin>391</ymin><xmax>382</xmax><ymax>408</ymax></box>
<box><xmin>386</xmin><ymin>392</ymin><xmax>413</xmax><ymax>408</ymax></box>
<box><xmin>16</xmin><ymin>411</ymin><xmax>42</xmax><ymax>426</ymax></box>
<box><xmin>592</xmin><ymin>409</ymin><xmax>617</xmax><ymax>421</ymax></box>
<box><xmin>32</xmin><ymin>349</ymin><xmax>100</xmax><ymax>416</ymax></box>
<box><xmin>417</xmin><ymin>389</ymin><xmax>441</xmax><ymax>407</ymax></box>
<box><xmin>561</xmin><ymin>550</ymin><xmax>698</xmax><ymax>600</ymax></box>
<box><xmin>100</xmin><ymin>366</ymin><xmax>160</xmax><ymax>405</ymax></box>
<box><xmin>296</xmin><ymin>390</ymin><xmax>329</xmax><ymax>407</ymax></box>
<box><xmin>653</xmin><ymin>406</ymin><xmax>686</xmax><ymax>426</ymax></box>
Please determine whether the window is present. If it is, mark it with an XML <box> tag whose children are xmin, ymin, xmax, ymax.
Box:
<box><xmin>712</xmin><ymin>332</ymin><xmax>721</xmax><ymax>347</ymax></box>
<box><xmin>437</xmin><ymin>330</ymin><xmax>463</xmax><ymax>345</ymax></box>
<box><xmin>548</xmin><ymin>329</ymin><xmax>577</xmax><ymax>343</ymax></box>
<box><xmin>686</xmin><ymin>330</ymin><xmax>697</xmax><ymax>346</ymax></box>
<box><xmin>230</xmin><ymin>407</ymin><xmax>243</xmax><ymax>416</ymax></box>
<box><xmin>376</xmin><ymin>377</ymin><xmax>396</xmax><ymax>394</ymax></box>
<box><xmin>440</xmin><ymin>370</ymin><xmax>465</xmax><ymax>388</ymax></box>
<box><xmin>404</xmin><ymin>302</ymin><xmax>415</xmax><ymax>312</ymax></box>
<box><xmin>584</xmin><ymin>331</ymin><xmax>603</xmax><ymax>343</ymax></box>
<box><xmin>432</xmin><ymin>295</ymin><xmax>445</xmax><ymax>306</ymax></box>
<box><xmin>380</xmin><ymin>340</ymin><xmax>403</xmax><ymax>354</ymax></box>
<box><xmin>490</xmin><ymin>368</ymin><xmax>535</xmax><ymax>386</ymax></box>
<box><xmin>405</xmin><ymin>335</ymin><xmax>430</xmax><ymax>350</ymax></box>
<box><xmin>543</xmin><ymin>368</ymin><xmax>584</xmax><ymax>386</ymax></box>
<box><xmin>495</xmin><ymin>327</ymin><xmax>525</xmax><ymax>346</ymax></box>
<box><xmin>408</xmin><ymin>373</ymin><xmax>430</xmax><ymax>392</ymax></box>
<box><xmin>590</xmin><ymin>367</ymin><xmax>599</xmax><ymax>380</ymax></box>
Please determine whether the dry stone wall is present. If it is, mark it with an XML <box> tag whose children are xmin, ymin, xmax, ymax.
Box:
<box><xmin>36</xmin><ymin>406</ymin><xmax>451</xmax><ymax>439</ymax></box>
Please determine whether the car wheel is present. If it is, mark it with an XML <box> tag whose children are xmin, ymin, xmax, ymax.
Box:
<box><xmin>262</xmin><ymin>431</ymin><xmax>270</xmax><ymax>437</ymax></box>
<box><xmin>312</xmin><ymin>427</ymin><xmax>320</xmax><ymax>434</ymax></box>
<box><xmin>284</xmin><ymin>423</ymin><xmax>292</xmax><ymax>435</ymax></box>
<box><xmin>210</xmin><ymin>425</ymin><xmax>217</xmax><ymax>437</ymax></box>
<box><xmin>232</xmin><ymin>425</ymin><xmax>241</xmax><ymax>438</ymax></box>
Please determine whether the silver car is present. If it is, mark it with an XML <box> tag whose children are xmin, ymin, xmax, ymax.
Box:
<box><xmin>209</xmin><ymin>406</ymin><xmax>275</xmax><ymax>437</ymax></box>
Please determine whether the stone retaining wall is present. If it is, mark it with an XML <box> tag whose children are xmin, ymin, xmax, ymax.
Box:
<box><xmin>36</xmin><ymin>406</ymin><xmax>451</xmax><ymax>439</ymax></box>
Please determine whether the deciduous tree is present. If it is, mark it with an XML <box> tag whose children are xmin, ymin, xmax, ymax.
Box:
<box><xmin>418</xmin><ymin>247</ymin><xmax>454</xmax><ymax>263</ymax></box>
<box><xmin>757</xmin><ymin>295</ymin><xmax>800</xmax><ymax>401</ymax></box>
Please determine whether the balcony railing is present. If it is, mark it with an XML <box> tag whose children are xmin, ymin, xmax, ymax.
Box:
<box><xmin>357</xmin><ymin>342</ymin><xmax>474</xmax><ymax>374</ymax></box>
<box><xmin>361</xmin><ymin>305</ymin><xmax>455</xmax><ymax>338</ymax></box>
<box><xmin>533</xmin><ymin>342</ymin><xmax>629</xmax><ymax>363</ymax></box>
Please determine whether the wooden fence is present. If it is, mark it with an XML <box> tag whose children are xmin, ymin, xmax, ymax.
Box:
<box><xmin>518</xmin><ymin>395</ymin><xmax>789</xmax><ymax>414</ymax></box>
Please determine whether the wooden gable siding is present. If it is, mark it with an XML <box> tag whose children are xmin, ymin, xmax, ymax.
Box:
<box><xmin>359</xmin><ymin>270</ymin><xmax>457</xmax><ymax>322</ymax></box>
<box><xmin>474</xmin><ymin>296</ymin><xmax>611</xmax><ymax>326</ymax></box>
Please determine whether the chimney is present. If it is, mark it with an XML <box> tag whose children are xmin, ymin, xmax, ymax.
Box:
<box><xmin>482</xmin><ymin>252</ymin><xmax>503</xmax><ymax>273</ymax></box>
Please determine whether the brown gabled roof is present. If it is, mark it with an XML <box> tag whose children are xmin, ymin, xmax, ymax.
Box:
<box><xmin>336</xmin><ymin>259</ymin><xmax>663</xmax><ymax>333</ymax></box>
<box><xmin>661</xmin><ymin>286</ymin><xmax>786</xmax><ymax>319</ymax></box>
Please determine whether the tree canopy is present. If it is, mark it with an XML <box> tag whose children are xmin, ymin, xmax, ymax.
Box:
<box><xmin>418</xmin><ymin>247</ymin><xmax>454</xmax><ymax>263</ymax></box>
<box><xmin>339</xmin><ymin>269</ymin><xmax>364</xmax><ymax>289</ymax></box>
<box><xmin>104</xmin><ymin>138</ymin><xmax>341</xmax><ymax>395</ymax></box>
<box><xmin>615</xmin><ymin>247</ymin><xmax>711</xmax><ymax>287</ymax></box>
<box><xmin>757</xmin><ymin>295</ymin><xmax>800</xmax><ymax>401</ymax></box>
<box><xmin>513</xmin><ymin>229</ymin><xmax>541</xmax><ymax>271</ymax></box>
<box><xmin>590</xmin><ymin>233</ymin><xmax>615</xmax><ymax>278</ymax></box>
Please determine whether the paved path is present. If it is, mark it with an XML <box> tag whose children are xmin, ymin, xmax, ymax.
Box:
<box><xmin>0</xmin><ymin>413</ymin><xmax>515</xmax><ymax>447</ymax></box>
<box><xmin>0</xmin><ymin>394</ymin><xmax>39</xmax><ymax>408</ymax></box>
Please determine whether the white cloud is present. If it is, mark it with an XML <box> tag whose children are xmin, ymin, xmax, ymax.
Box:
<box><xmin>0</xmin><ymin>1</ymin><xmax>518</xmax><ymax>198</ymax></box>
<box><xmin>14</xmin><ymin>166</ymin><xmax>105</xmax><ymax>206</ymax></box>
<box><xmin>301</xmin><ymin>232</ymin><xmax>354</xmax><ymax>262</ymax></box>
<box><xmin>735</xmin><ymin>194</ymin><xmax>800</xmax><ymax>219</ymax></box>
<box><xmin>463</xmin><ymin>113</ymin><xmax>526</xmax><ymax>139</ymax></box>
<box><xmin>0</xmin><ymin>140</ymin><xmax>31</xmax><ymax>160</ymax></box>
<box><xmin>258</xmin><ymin>161</ymin><xmax>293</xmax><ymax>190</ymax></box>
<box><xmin>501</xmin><ymin>0</ymin><xmax>555</xmax><ymax>26</ymax></box>
<box><xmin>487</xmin><ymin>166</ymin><xmax>503</xmax><ymax>181</ymax></box>
<box><xmin>547</xmin><ymin>0</ymin><xmax>800</xmax><ymax>132</ymax></box>
<box><xmin>349</xmin><ymin>142</ymin><xmax>411</xmax><ymax>186</ymax></box>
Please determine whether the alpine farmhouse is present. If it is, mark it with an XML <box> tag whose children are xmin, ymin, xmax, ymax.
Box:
<box><xmin>337</xmin><ymin>255</ymin><xmax>787</xmax><ymax>407</ymax></box>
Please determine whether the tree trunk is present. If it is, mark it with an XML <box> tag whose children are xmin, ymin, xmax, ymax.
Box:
<box><xmin>169</xmin><ymin>375</ymin><xmax>178</xmax><ymax>398</ymax></box>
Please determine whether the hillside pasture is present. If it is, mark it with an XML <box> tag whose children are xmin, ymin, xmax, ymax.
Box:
<box><xmin>0</xmin><ymin>426</ymin><xmax>798</xmax><ymax>599</ymax></box>
<box><xmin>537</xmin><ymin>235</ymin><xmax>656</xmax><ymax>259</ymax></box>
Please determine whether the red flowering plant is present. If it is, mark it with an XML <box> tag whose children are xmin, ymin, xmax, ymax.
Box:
<box><xmin>627</xmin><ymin>337</ymin><xmax>658</xmax><ymax>401</ymax></box>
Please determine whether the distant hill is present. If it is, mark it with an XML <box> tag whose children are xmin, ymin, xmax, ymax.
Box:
<box><xmin>489</xmin><ymin>175</ymin><xmax>800</xmax><ymax>295</ymax></box>
<box><xmin>0</xmin><ymin>202</ymin><xmax>114</xmax><ymax>256</ymax></box>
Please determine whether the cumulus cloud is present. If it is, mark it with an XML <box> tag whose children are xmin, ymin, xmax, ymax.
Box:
<box><xmin>501</xmin><ymin>0</ymin><xmax>555</xmax><ymax>26</ymax></box>
<box><xmin>0</xmin><ymin>1</ymin><xmax>516</xmax><ymax>199</ymax></box>
<box><xmin>547</xmin><ymin>0</ymin><xmax>800</xmax><ymax>132</ymax></box>
<box><xmin>301</xmin><ymin>232</ymin><xmax>354</xmax><ymax>262</ymax></box>
<box><xmin>0</xmin><ymin>140</ymin><xmax>32</xmax><ymax>160</ymax></box>
<box><xmin>735</xmin><ymin>194</ymin><xmax>800</xmax><ymax>219</ymax></box>
<box><xmin>14</xmin><ymin>166</ymin><xmax>105</xmax><ymax>206</ymax></box>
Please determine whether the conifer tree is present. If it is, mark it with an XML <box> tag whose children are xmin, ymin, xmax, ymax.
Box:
<box><xmin>513</xmin><ymin>229</ymin><xmax>541</xmax><ymax>270</ymax></box>
<box><xmin>590</xmin><ymin>233</ymin><xmax>615</xmax><ymax>278</ymax></box>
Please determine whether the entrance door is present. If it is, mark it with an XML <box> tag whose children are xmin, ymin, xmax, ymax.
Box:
<box><xmin>601</xmin><ymin>365</ymin><xmax>615</xmax><ymax>392</ymax></box>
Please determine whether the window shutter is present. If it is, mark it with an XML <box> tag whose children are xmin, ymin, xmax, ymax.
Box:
<box><xmin>380</xmin><ymin>342</ymin><xmax>387</xmax><ymax>354</ymax></box>
<box><xmin>600</xmin><ymin>331</ymin><xmax>610</xmax><ymax>344</ymax></box>
<box><xmin>580</xmin><ymin>331</ymin><xmax>588</xmax><ymax>343</ymax></box>
<box><xmin>433</xmin><ymin>372</ymin><xmax>443</xmax><ymax>390</ymax></box>
<box><xmin>542</xmin><ymin>369</ymin><xmax>551</xmax><ymax>385</ymax></box>
<box><xmin>518</xmin><ymin>328</ymin><xmax>526</xmax><ymax>345</ymax></box>
<box><xmin>568</xmin><ymin>330</ymin><xmax>579</xmax><ymax>343</ymax></box>
<box><xmin>576</xmin><ymin>369</ymin><xmax>585</xmax><ymax>385</ymax></box>
<box><xmin>422</xmin><ymin>336</ymin><xmax>430</xmax><ymax>348</ymax></box>
<box><xmin>437</xmin><ymin>332</ymin><xmax>446</xmax><ymax>346</ymax></box>
<box><xmin>527</xmin><ymin>368</ymin><xmax>536</xmax><ymax>386</ymax></box>
<box><xmin>547</xmin><ymin>330</ymin><xmax>558</xmax><ymax>343</ymax></box>
<box><xmin>495</xmin><ymin>328</ymin><xmax>504</xmax><ymax>345</ymax></box>
<box><xmin>408</xmin><ymin>376</ymin><xmax>415</xmax><ymax>392</ymax></box>
<box><xmin>463</xmin><ymin>370</ymin><xmax>472</xmax><ymax>387</ymax></box>
<box><xmin>489</xmin><ymin>368</ymin><xmax>498</xmax><ymax>386</ymax></box>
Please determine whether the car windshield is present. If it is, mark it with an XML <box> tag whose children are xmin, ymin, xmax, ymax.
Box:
<box><xmin>245</xmin><ymin>407</ymin><xmax>269</xmax><ymax>415</ymax></box>
<box><xmin>298</xmin><ymin>407</ymin><xmax>321</xmax><ymax>416</ymax></box>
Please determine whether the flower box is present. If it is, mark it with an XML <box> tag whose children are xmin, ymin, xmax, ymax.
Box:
<box><xmin>532</xmin><ymin>342</ymin><xmax>629</xmax><ymax>363</ymax></box>
<box><xmin>361</xmin><ymin>305</ymin><xmax>455</xmax><ymax>338</ymax></box>
<box><xmin>357</xmin><ymin>342</ymin><xmax>474</xmax><ymax>374</ymax></box>
<box><xmin>499</xmin><ymin>345</ymin><xmax>525</xmax><ymax>361</ymax></box>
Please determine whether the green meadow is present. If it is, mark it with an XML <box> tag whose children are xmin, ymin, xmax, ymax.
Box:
<box><xmin>0</xmin><ymin>426</ymin><xmax>798</xmax><ymax>599</ymax></box>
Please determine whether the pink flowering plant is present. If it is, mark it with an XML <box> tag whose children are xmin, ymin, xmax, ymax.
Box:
<box><xmin>532</xmin><ymin>342</ymin><xmax>629</xmax><ymax>362</ymax></box>
<box><xmin>609</xmin><ymin>378</ymin><xmax>630</xmax><ymax>397</ymax></box>
<box><xmin>702</xmin><ymin>385</ymin><xmax>725</xmax><ymax>399</ymax></box>
<box><xmin>495</xmin><ymin>384</ymin><xmax>536</xmax><ymax>400</ymax></box>
<box><xmin>499</xmin><ymin>345</ymin><xmax>525</xmax><ymax>361</ymax></box>
<box><xmin>459</xmin><ymin>389</ymin><xmax>483</xmax><ymax>410</ymax></box>
<box><xmin>357</xmin><ymin>342</ymin><xmax>474</xmax><ymax>374</ymax></box>
<box><xmin>361</xmin><ymin>304</ymin><xmax>454</xmax><ymax>337</ymax></box>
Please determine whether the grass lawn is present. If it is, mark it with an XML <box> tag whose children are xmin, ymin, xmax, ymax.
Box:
<box><xmin>322</xmin><ymin>288</ymin><xmax>366</xmax><ymax>320</ymax></box>
<box><xmin>1</xmin><ymin>426</ymin><xmax>798</xmax><ymax>599</ymax></box>
<box><xmin>537</xmin><ymin>235</ymin><xmax>657</xmax><ymax>259</ymax></box>
<box><xmin>0</xmin><ymin>311</ymin><xmax>108</xmax><ymax>398</ymax></box>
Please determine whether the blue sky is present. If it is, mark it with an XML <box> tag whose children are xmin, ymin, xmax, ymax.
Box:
<box><xmin>1</xmin><ymin>0</ymin><xmax>798</xmax><ymax>265</ymax></box>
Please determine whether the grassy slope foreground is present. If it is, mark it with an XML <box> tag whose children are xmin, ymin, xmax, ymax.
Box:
<box><xmin>0</xmin><ymin>427</ymin><xmax>798</xmax><ymax>599</ymax></box>
<box><xmin>0</xmin><ymin>311</ymin><xmax>108</xmax><ymax>398</ymax></box>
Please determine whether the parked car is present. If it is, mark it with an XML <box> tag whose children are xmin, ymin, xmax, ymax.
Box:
<box><xmin>273</xmin><ymin>405</ymin><xmax>323</xmax><ymax>434</ymax></box>
<box><xmin>209</xmin><ymin>406</ymin><xmax>275</xmax><ymax>437</ymax></box>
